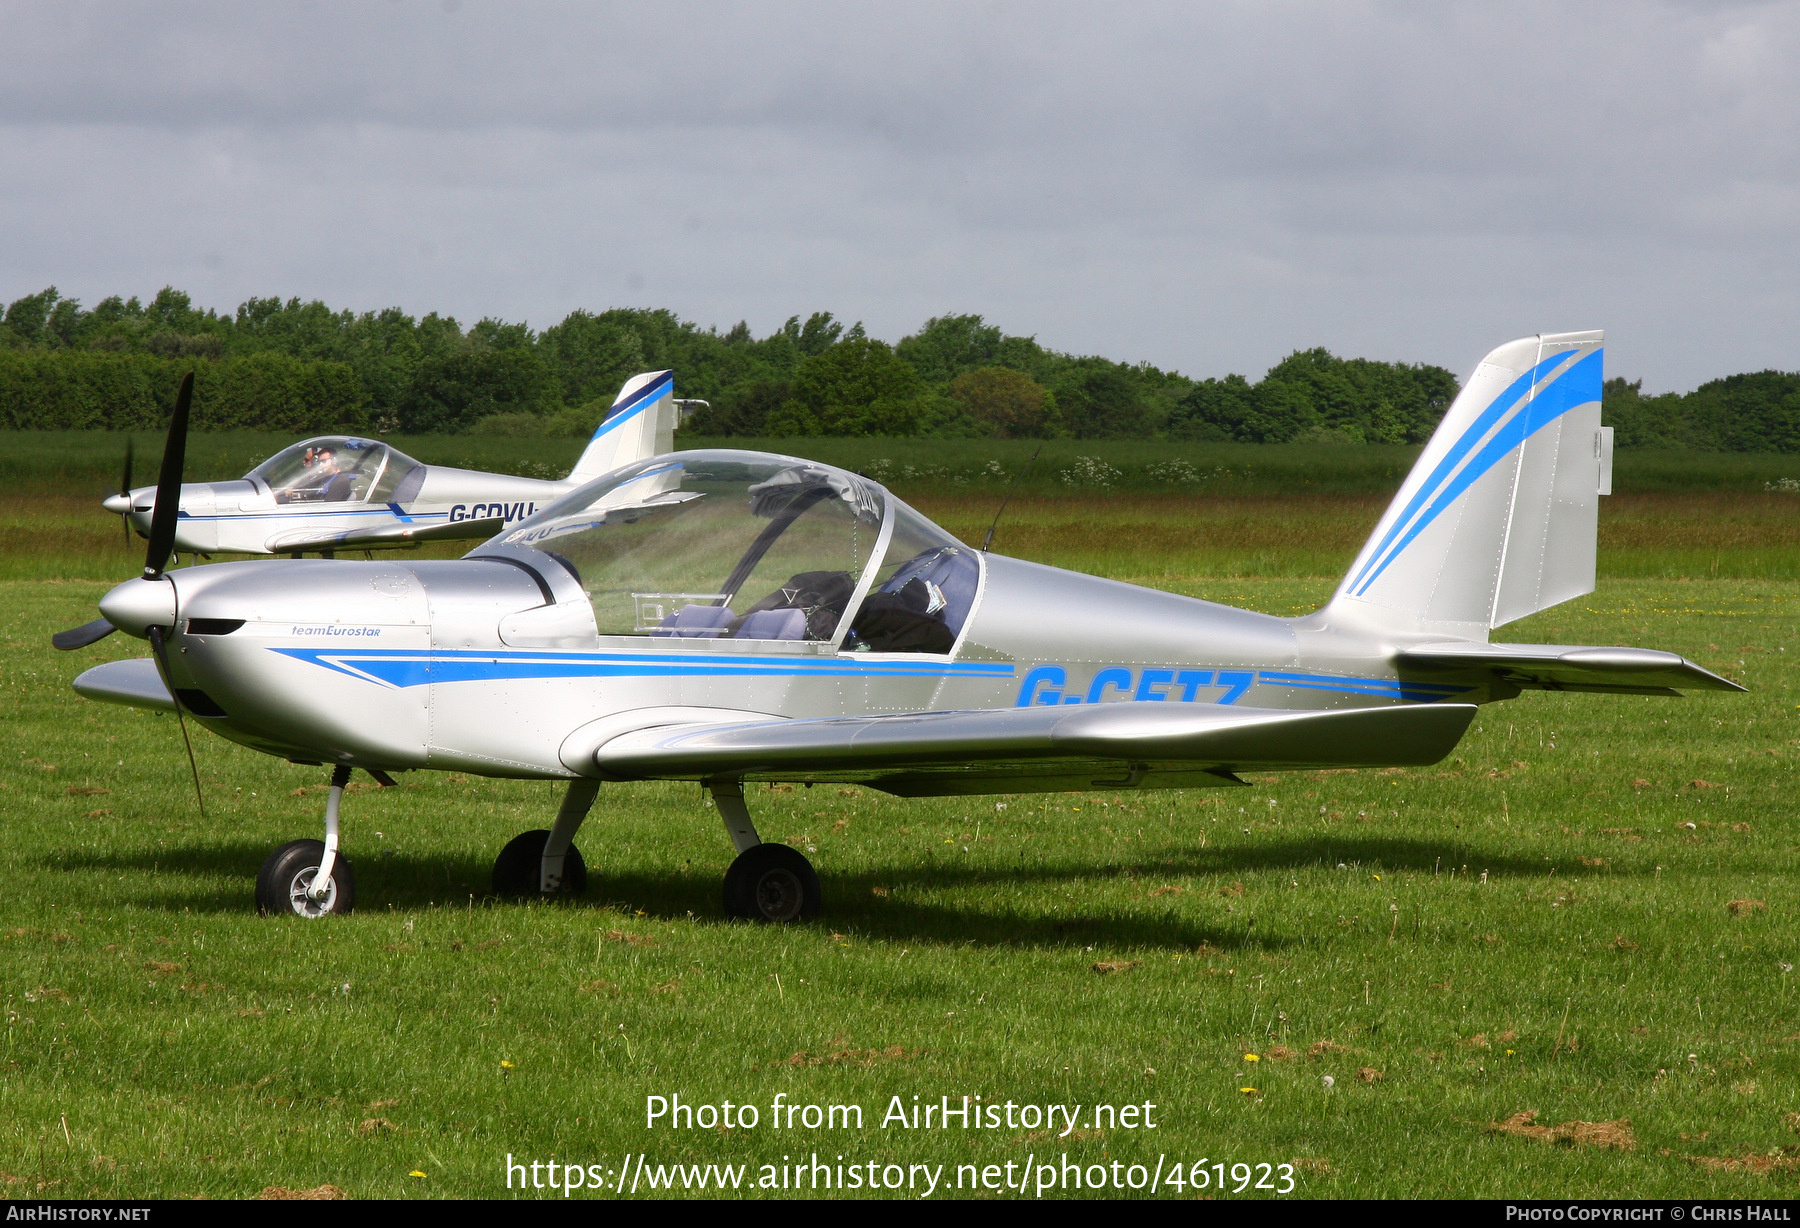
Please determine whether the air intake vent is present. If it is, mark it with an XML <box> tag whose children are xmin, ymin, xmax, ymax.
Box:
<box><xmin>174</xmin><ymin>689</ymin><xmax>227</xmax><ymax>717</ymax></box>
<box><xmin>186</xmin><ymin>619</ymin><xmax>245</xmax><ymax>636</ymax></box>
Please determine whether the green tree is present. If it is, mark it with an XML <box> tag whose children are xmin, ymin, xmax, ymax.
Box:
<box><xmin>949</xmin><ymin>366</ymin><xmax>1052</xmax><ymax>438</ymax></box>
<box><xmin>539</xmin><ymin>310</ymin><xmax>649</xmax><ymax>405</ymax></box>
<box><xmin>1052</xmin><ymin>366</ymin><xmax>1150</xmax><ymax>439</ymax></box>
<box><xmin>1</xmin><ymin>287</ymin><xmax>61</xmax><ymax>347</ymax></box>
<box><xmin>1168</xmin><ymin>374</ymin><xmax>1251</xmax><ymax>441</ymax></box>
<box><xmin>399</xmin><ymin>346</ymin><xmax>559</xmax><ymax>433</ymax></box>
<box><xmin>768</xmin><ymin>337</ymin><xmax>922</xmax><ymax>436</ymax></box>
<box><xmin>896</xmin><ymin>314</ymin><xmax>1004</xmax><ymax>384</ymax></box>
<box><xmin>686</xmin><ymin>377</ymin><xmax>793</xmax><ymax>435</ymax></box>
<box><xmin>1695</xmin><ymin>371</ymin><xmax>1800</xmax><ymax>453</ymax></box>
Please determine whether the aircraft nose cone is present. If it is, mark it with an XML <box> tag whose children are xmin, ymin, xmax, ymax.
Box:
<box><xmin>98</xmin><ymin>577</ymin><xmax>179</xmax><ymax>639</ymax></box>
<box><xmin>102</xmin><ymin>493</ymin><xmax>131</xmax><ymax>515</ymax></box>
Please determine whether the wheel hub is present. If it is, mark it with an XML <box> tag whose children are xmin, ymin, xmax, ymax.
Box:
<box><xmin>754</xmin><ymin>868</ymin><xmax>805</xmax><ymax>921</ymax></box>
<box><xmin>287</xmin><ymin>867</ymin><xmax>336</xmax><ymax>918</ymax></box>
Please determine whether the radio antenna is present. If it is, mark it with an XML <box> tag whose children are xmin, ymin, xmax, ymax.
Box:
<box><xmin>981</xmin><ymin>443</ymin><xmax>1043</xmax><ymax>553</ymax></box>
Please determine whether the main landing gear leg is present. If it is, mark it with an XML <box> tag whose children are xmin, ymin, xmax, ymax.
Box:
<box><xmin>709</xmin><ymin>778</ymin><xmax>820</xmax><ymax>923</ymax></box>
<box><xmin>255</xmin><ymin>764</ymin><xmax>357</xmax><ymax>917</ymax></box>
<box><xmin>541</xmin><ymin>780</ymin><xmax>599</xmax><ymax>893</ymax></box>
<box><xmin>492</xmin><ymin>780</ymin><xmax>595</xmax><ymax>899</ymax></box>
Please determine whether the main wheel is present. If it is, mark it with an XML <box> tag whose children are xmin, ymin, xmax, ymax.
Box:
<box><xmin>492</xmin><ymin>829</ymin><xmax>588</xmax><ymax>899</ymax></box>
<box><xmin>256</xmin><ymin>839</ymin><xmax>355</xmax><ymax>917</ymax></box>
<box><xmin>722</xmin><ymin>843</ymin><xmax>820</xmax><ymax>922</ymax></box>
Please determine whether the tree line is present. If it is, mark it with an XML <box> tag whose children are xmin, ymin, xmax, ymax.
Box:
<box><xmin>1</xmin><ymin>286</ymin><xmax>1795</xmax><ymax>449</ymax></box>
<box><xmin>0</xmin><ymin>286</ymin><xmax>1458</xmax><ymax>441</ymax></box>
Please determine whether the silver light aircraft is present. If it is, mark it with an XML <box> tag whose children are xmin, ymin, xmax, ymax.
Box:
<box><xmin>57</xmin><ymin>330</ymin><xmax>1740</xmax><ymax>922</ymax></box>
<box><xmin>95</xmin><ymin>370</ymin><xmax>695</xmax><ymax>561</ymax></box>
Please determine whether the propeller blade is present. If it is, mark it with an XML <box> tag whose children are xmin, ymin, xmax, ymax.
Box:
<box><xmin>52</xmin><ymin>618</ymin><xmax>118</xmax><ymax>651</ymax></box>
<box><xmin>143</xmin><ymin>373</ymin><xmax>194</xmax><ymax>580</ymax></box>
<box><xmin>147</xmin><ymin>626</ymin><xmax>205</xmax><ymax>819</ymax></box>
<box><xmin>121</xmin><ymin>437</ymin><xmax>134</xmax><ymax>547</ymax></box>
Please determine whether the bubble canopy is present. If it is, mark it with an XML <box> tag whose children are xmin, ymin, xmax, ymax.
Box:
<box><xmin>247</xmin><ymin>437</ymin><xmax>422</xmax><ymax>505</ymax></box>
<box><xmin>479</xmin><ymin>450</ymin><xmax>979</xmax><ymax>651</ymax></box>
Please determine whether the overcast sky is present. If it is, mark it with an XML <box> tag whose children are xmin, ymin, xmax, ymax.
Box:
<box><xmin>2</xmin><ymin>1</ymin><xmax>1796</xmax><ymax>391</ymax></box>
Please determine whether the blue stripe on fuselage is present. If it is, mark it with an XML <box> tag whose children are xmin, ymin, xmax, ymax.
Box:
<box><xmin>270</xmin><ymin>646</ymin><xmax>1015</xmax><ymax>689</ymax></box>
<box><xmin>171</xmin><ymin>508</ymin><xmax>450</xmax><ymax>524</ymax></box>
<box><xmin>269</xmin><ymin>648</ymin><xmax>1476</xmax><ymax>709</ymax></box>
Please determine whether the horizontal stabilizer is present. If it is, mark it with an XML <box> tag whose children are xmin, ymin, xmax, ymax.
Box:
<box><xmin>73</xmin><ymin>658</ymin><xmax>175</xmax><ymax>712</ymax></box>
<box><xmin>1397</xmin><ymin>642</ymin><xmax>1743</xmax><ymax>695</ymax></box>
<box><xmin>592</xmin><ymin>700</ymin><xmax>1477</xmax><ymax>794</ymax></box>
<box><xmin>265</xmin><ymin>516</ymin><xmax>503</xmax><ymax>555</ymax></box>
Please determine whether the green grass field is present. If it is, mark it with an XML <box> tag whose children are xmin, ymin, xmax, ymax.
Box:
<box><xmin>4</xmin><ymin>437</ymin><xmax>1800</xmax><ymax>1198</ymax></box>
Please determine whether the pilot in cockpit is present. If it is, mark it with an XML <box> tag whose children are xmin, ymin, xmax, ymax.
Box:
<box><xmin>300</xmin><ymin>447</ymin><xmax>338</xmax><ymax>485</ymax></box>
<box><xmin>281</xmin><ymin>447</ymin><xmax>359</xmax><ymax>502</ymax></box>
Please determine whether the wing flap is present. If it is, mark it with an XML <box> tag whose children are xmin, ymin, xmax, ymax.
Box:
<box><xmin>1398</xmin><ymin>642</ymin><xmax>1743</xmax><ymax>693</ymax></box>
<box><xmin>265</xmin><ymin>516</ymin><xmax>503</xmax><ymax>554</ymax></box>
<box><xmin>592</xmin><ymin>700</ymin><xmax>1477</xmax><ymax>790</ymax></box>
<box><xmin>73</xmin><ymin>657</ymin><xmax>175</xmax><ymax>712</ymax></box>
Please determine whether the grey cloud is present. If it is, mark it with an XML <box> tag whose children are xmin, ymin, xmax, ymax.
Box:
<box><xmin>1</xmin><ymin>1</ymin><xmax>1798</xmax><ymax>389</ymax></box>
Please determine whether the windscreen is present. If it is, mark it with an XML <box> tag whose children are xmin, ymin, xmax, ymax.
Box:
<box><xmin>841</xmin><ymin>499</ymin><xmax>980</xmax><ymax>653</ymax></box>
<box><xmin>494</xmin><ymin>451</ymin><xmax>884</xmax><ymax>642</ymax></box>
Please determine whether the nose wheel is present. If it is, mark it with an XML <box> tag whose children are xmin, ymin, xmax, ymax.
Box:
<box><xmin>254</xmin><ymin>764</ymin><xmax>396</xmax><ymax>917</ymax></box>
<box><xmin>256</xmin><ymin>838</ymin><xmax>356</xmax><ymax>917</ymax></box>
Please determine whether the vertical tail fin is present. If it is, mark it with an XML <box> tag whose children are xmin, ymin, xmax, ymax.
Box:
<box><xmin>567</xmin><ymin>370</ymin><xmax>675</xmax><ymax>482</ymax></box>
<box><xmin>1328</xmin><ymin>331</ymin><xmax>1609</xmax><ymax>637</ymax></box>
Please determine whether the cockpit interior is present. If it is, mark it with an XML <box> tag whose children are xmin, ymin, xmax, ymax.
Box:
<box><xmin>489</xmin><ymin>451</ymin><xmax>979</xmax><ymax>654</ymax></box>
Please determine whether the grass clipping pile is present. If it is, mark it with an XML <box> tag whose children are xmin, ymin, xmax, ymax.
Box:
<box><xmin>1487</xmin><ymin>1111</ymin><xmax>1636</xmax><ymax>1151</ymax></box>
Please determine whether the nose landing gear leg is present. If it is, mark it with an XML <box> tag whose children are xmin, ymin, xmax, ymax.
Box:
<box><xmin>255</xmin><ymin>764</ymin><xmax>357</xmax><ymax>917</ymax></box>
<box><xmin>310</xmin><ymin>764</ymin><xmax>351</xmax><ymax>903</ymax></box>
<box><xmin>709</xmin><ymin>778</ymin><xmax>820</xmax><ymax>923</ymax></box>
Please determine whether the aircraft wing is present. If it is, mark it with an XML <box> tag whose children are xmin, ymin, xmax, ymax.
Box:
<box><xmin>264</xmin><ymin>516</ymin><xmax>504</xmax><ymax>555</ymax></box>
<box><xmin>72</xmin><ymin>658</ymin><xmax>175</xmax><ymax>713</ymax></box>
<box><xmin>591</xmin><ymin>700</ymin><xmax>1478</xmax><ymax>796</ymax></box>
<box><xmin>1396</xmin><ymin>642</ymin><xmax>1744</xmax><ymax>696</ymax></box>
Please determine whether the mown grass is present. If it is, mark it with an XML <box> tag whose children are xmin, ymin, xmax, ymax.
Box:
<box><xmin>3</xmin><ymin>473</ymin><xmax>1800</xmax><ymax>1199</ymax></box>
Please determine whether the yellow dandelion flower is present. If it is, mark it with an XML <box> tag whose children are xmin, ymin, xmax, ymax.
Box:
<box><xmin>410</xmin><ymin>1170</ymin><xmax>427</xmax><ymax>1178</ymax></box>
<box><xmin>1243</xmin><ymin>1053</ymin><xmax>1260</xmax><ymax>1062</ymax></box>
<box><xmin>500</xmin><ymin>1060</ymin><xmax>515</xmax><ymax>1069</ymax></box>
<box><xmin>1239</xmin><ymin>1087</ymin><xmax>1258</xmax><ymax>1094</ymax></box>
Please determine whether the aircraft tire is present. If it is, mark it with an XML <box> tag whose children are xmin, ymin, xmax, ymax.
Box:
<box><xmin>722</xmin><ymin>843</ymin><xmax>820</xmax><ymax>923</ymax></box>
<box><xmin>491</xmin><ymin>829</ymin><xmax>589</xmax><ymax>899</ymax></box>
<box><xmin>255</xmin><ymin>839</ymin><xmax>355</xmax><ymax>918</ymax></box>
